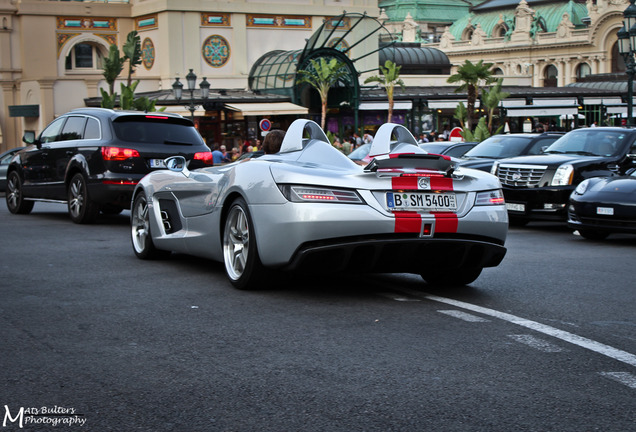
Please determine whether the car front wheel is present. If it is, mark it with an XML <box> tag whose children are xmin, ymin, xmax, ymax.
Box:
<box><xmin>67</xmin><ymin>173</ymin><xmax>99</xmax><ymax>224</ymax></box>
<box><xmin>223</xmin><ymin>197</ymin><xmax>267</xmax><ymax>290</ymax></box>
<box><xmin>131</xmin><ymin>192</ymin><xmax>170</xmax><ymax>260</ymax></box>
<box><xmin>421</xmin><ymin>267</ymin><xmax>483</xmax><ymax>286</ymax></box>
<box><xmin>6</xmin><ymin>171</ymin><xmax>34</xmax><ymax>214</ymax></box>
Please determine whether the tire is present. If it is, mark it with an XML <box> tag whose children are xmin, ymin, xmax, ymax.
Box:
<box><xmin>578</xmin><ymin>229</ymin><xmax>609</xmax><ymax>241</ymax></box>
<box><xmin>5</xmin><ymin>171</ymin><xmax>34</xmax><ymax>214</ymax></box>
<box><xmin>131</xmin><ymin>192</ymin><xmax>170</xmax><ymax>260</ymax></box>
<box><xmin>222</xmin><ymin>197</ymin><xmax>268</xmax><ymax>290</ymax></box>
<box><xmin>421</xmin><ymin>267</ymin><xmax>483</xmax><ymax>286</ymax></box>
<box><xmin>67</xmin><ymin>173</ymin><xmax>99</xmax><ymax>224</ymax></box>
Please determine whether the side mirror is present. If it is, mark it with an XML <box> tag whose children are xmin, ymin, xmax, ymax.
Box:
<box><xmin>165</xmin><ymin>156</ymin><xmax>190</xmax><ymax>177</ymax></box>
<box><xmin>540</xmin><ymin>146</ymin><xmax>549</xmax><ymax>153</ymax></box>
<box><xmin>23</xmin><ymin>131</ymin><xmax>36</xmax><ymax>145</ymax></box>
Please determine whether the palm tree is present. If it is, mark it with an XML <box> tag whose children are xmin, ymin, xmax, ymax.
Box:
<box><xmin>297</xmin><ymin>57</ymin><xmax>349</xmax><ymax>130</ymax></box>
<box><xmin>122</xmin><ymin>30</ymin><xmax>142</xmax><ymax>87</ymax></box>
<box><xmin>447</xmin><ymin>60</ymin><xmax>496</xmax><ymax>130</ymax></box>
<box><xmin>481</xmin><ymin>77</ymin><xmax>510</xmax><ymax>134</ymax></box>
<box><xmin>364</xmin><ymin>60</ymin><xmax>405</xmax><ymax>122</ymax></box>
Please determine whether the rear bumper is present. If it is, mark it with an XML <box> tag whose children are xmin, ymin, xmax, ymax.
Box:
<box><xmin>87</xmin><ymin>173</ymin><xmax>145</xmax><ymax>209</ymax></box>
<box><xmin>283</xmin><ymin>236</ymin><xmax>506</xmax><ymax>273</ymax></box>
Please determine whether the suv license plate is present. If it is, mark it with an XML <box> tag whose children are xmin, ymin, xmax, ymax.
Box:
<box><xmin>149</xmin><ymin>159</ymin><xmax>166</xmax><ymax>168</ymax></box>
<box><xmin>386</xmin><ymin>192</ymin><xmax>457</xmax><ymax>212</ymax></box>
<box><xmin>506</xmin><ymin>203</ymin><xmax>525</xmax><ymax>212</ymax></box>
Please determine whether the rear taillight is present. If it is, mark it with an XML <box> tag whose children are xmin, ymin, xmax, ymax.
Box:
<box><xmin>194</xmin><ymin>151</ymin><xmax>214</xmax><ymax>165</ymax></box>
<box><xmin>102</xmin><ymin>147</ymin><xmax>140</xmax><ymax>161</ymax></box>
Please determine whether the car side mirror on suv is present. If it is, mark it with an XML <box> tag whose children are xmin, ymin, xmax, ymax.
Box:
<box><xmin>22</xmin><ymin>131</ymin><xmax>39</xmax><ymax>147</ymax></box>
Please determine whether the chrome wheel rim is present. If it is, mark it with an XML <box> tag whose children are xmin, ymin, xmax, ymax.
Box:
<box><xmin>223</xmin><ymin>205</ymin><xmax>249</xmax><ymax>281</ymax></box>
<box><xmin>6</xmin><ymin>174</ymin><xmax>20</xmax><ymax>210</ymax></box>
<box><xmin>68</xmin><ymin>177</ymin><xmax>85</xmax><ymax>218</ymax></box>
<box><xmin>131</xmin><ymin>197</ymin><xmax>150</xmax><ymax>253</ymax></box>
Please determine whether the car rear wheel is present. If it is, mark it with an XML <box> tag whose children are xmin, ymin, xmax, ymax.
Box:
<box><xmin>223</xmin><ymin>197</ymin><xmax>267</xmax><ymax>290</ymax></box>
<box><xmin>578</xmin><ymin>229</ymin><xmax>609</xmax><ymax>241</ymax></box>
<box><xmin>6</xmin><ymin>171</ymin><xmax>34</xmax><ymax>214</ymax></box>
<box><xmin>421</xmin><ymin>267</ymin><xmax>483</xmax><ymax>286</ymax></box>
<box><xmin>68</xmin><ymin>173</ymin><xmax>99</xmax><ymax>224</ymax></box>
<box><xmin>131</xmin><ymin>192</ymin><xmax>170</xmax><ymax>260</ymax></box>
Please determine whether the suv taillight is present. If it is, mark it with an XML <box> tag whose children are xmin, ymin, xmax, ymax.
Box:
<box><xmin>194</xmin><ymin>151</ymin><xmax>214</xmax><ymax>165</ymax></box>
<box><xmin>102</xmin><ymin>147</ymin><xmax>140</xmax><ymax>161</ymax></box>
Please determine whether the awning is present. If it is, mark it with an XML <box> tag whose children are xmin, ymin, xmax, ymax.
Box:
<box><xmin>427</xmin><ymin>99</ymin><xmax>480</xmax><ymax>109</ymax></box>
<box><xmin>158</xmin><ymin>106</ymin><xmax>206</xmax><ymax>117</ymax></box>
<box><xmin>505</xmin><ymin>106</ymin><xmax>578</xmax><ymax>117</ymax></box>
<box><xmin>224</xmin><ymin>102</ymin><xmax>308</xmax><ymax>116</ymax></box>
<box><xmin>358</xmin><ymin>101</ymin><xmax>413</xmax><ymax>110</ymax></box>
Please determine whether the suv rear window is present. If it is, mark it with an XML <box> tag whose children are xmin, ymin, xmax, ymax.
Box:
<box><xmin>113</xmin><ymin>116</ymin><xmax>205</xmax><ymax>146</ymax></box>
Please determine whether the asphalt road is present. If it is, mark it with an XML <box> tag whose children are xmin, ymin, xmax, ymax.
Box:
<box><xmin>1</xmin><ymin>201</ymin><xmax>636</xmax><ymax>431</ymax></box>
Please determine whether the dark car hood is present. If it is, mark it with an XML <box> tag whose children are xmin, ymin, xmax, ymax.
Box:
<box><xmin>589</xmin><ymin>176</ymin><xmax>636</xmax><ymax>194</ymax></box>
<box><xmin>497</xmin><ymin>153</ymin><xmax>606</xmax><ymax>167</ymax></box>
<box><xmin>458</xmin><ymin>158</ymin><xmax>497</xmax><ymax>171</ymax></box>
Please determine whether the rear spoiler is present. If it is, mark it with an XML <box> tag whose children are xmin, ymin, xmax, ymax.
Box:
<box><xmin>364</xmin><ymin>124</ymin><xmax>455</xmax><ymax>177</ymax></box>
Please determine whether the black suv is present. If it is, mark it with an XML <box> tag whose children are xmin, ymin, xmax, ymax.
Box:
<box><xmin>5</xmin><ymin>108</ymin><xmax>212</xmax><ymax>223</ymax></box>
<box><xmin>459</xmin><ymin>132</ymin><xmax>563</xmax><ymax>172</ymax></box>
<box><xmin>491</xmin><ymin>127</ymin><xmax>636</xmax><ymax>224</ymax></box>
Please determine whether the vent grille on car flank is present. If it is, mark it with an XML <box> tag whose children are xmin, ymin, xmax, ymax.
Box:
<box><xmin>497</xmin><ymin>164</ymin><xmax>547</xmax><ymax>187</ymax></box>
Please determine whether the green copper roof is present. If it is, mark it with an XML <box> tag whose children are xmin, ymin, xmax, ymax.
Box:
<box><xmin>379</xmin><ymin>0</ymin><xmax>480</xmax><ymax>23</ymax></box>
<box><xmin>448</xmin><ymin>0</ymin><xmax>589</xmax><ymax>39</ymax></box>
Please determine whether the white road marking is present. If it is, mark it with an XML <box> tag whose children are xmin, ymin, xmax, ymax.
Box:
<box><xmin>599</xmin><ymin>372</ymin><xmax>636</xmax><ymax>390</ymax></box>
<box><xmin>508</xmin><ymin>334</ymin><xmax>564</xmax><ymax>353</ymax></box>
<box><xmin>438</xmin><ymin>310</ymin><xmax>490</xmax><ymax>322</ymax></box>
<box><xmin>395</xmin><ymin>289</ymin><xmax>636</xmax><ymax>368</ymax></box>
<box><xmin>377</xmin><ymin>292</ymin><xmax>421</xmax><ymax>302</ymax></box>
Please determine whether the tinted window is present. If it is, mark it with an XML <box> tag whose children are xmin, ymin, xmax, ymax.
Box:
<box><xmin>84</xmin><ymin>118</ymin><xmax>100</xmax><ymax>140</ymax></box>
<box><xmin>59</xmin><ymin>116</ymin><xmax>86</xmax><ymax>141</ymax></box>
<box><xmin>40</xmin><ymin>117</ymin><xmax>66</xmax><ymax>143</ymax></box>
<box><xmin>444</xmin><ymin>144</ymin><xmax>474</xmax><ymax>158</ymax></box>
<box><xmin>546</xmin><ymin>130</ymin><xmax>626</xmax><ymax>156</ymax></box>
<box><xmin>113</xmin><ymin>116</ymin><xmax>204</xmax><ymax>145</ymax></box>
<box><xmin>527</xmin><ymin>137</ymin><xmax>559</xmax><ymax>155</ymax></box>
<box><xmin>463</xmin><ymin>136</ymin><xmax>531</xmax><ymax>158</ymax></box>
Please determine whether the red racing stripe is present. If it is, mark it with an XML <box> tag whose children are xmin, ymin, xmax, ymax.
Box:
<box><xmin>430</xmin><ymin>177</ymin><xmax>454</xmax><ymax>191</ymax></box>
<box><xmin>391</xmin><ymin>177</ymin><xmax>418</xmax><ymax>190</ymax></box>
<box><xmin>393</xmin><ymin>211</ymin><xmax>421</xmax><ymax>233</ymax></box>
<box><xmin>432</xmin><ymin>212</ymin><xmax>458</xmax><ymax>233</ymax></box>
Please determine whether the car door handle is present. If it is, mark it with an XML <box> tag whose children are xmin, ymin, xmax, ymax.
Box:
<box><xmin>41</xmin><ymin>152</ymin><xmax>48</xmax><ymax>157</ymax></box>
<box><xmin>66</xmin><ymin>151</ymin><xmax>74</xmax><ymax>156</ymax></box>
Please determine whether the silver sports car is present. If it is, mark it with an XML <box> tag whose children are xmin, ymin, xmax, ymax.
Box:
<box><xmin>131</xmin><ymin>119</ymin><xmax>508</xmax><ymax>289</ymax></box>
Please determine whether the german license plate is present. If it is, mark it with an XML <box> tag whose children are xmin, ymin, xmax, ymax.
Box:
<box><xmin>506</xmin><ymin>202</ymin><xmax>525</xmax><ymax>212</ymax></box>
<box><xmin>386</xmin><ymin>192</ymin><xmax>457</xmax><ymax>211</ymax></box>
<box><xmin>596</xmin><ymin>207</ymin><xmax>614</xmax><ymax>215</ymax></box>
<box><xmin>149</xmin><ymin>158</ymin><xmax>166</xmax><ymax>168</ymax></box>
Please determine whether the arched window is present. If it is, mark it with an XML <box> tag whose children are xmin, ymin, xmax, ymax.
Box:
<box><xmin>492</xmin><ymin>23</ymin><xmax>508</xmax><ymax>38</ymax></box>
<box><xmin>611</xmin><ymin>41</ymin><xmax>626</xmax><ymax>73</ymax></box>
<box><xmin>492</xmin><ymin>67</ymin><xmax>504</xmax><ymax>75</ymax></box>
<box><xmin>461</xmin><ymin>26</ymin><xmax>474</xmax><ymax>41</ymax></box>
<box><xmin>576</xmin><ymin>63</ymin><xmax>591</xmax><ymax>80</ymax></box>
<box><xmin>544</xmin><ymin>64</ymin><xmax>558</xmax><ymax>87</ymax></box>
<box><xmin>65</xmin><ymin>42</ymin><xmax>104</xmax><ymax>71</ymax></box>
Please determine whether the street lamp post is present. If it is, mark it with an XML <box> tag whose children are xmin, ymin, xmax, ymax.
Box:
<box><xmin>618</xmin><ymin>0</ymin><xmax>636</xmax><ymax>126</ymax></box>
<box><xmin>172</xmin><ymin>69</ymin><xmax>210</xmax><ymax>122</ymax></box>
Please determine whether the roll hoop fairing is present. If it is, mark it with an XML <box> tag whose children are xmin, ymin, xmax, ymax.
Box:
<box><xmin>131</xmin><ymin>119</ymin><xmax>508</xmax><ymax>289</ymax></box>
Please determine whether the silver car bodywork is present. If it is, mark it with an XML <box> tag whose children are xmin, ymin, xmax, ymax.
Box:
<box><xmin>131</xmin><ymin>119</ymin><xmax>508</xmax><ymax>289</ymax></box>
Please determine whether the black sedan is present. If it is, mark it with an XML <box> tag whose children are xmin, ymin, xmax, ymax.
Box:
<box><xmin>568</xmin><ymin>168</ymin><xmax>636</xmax><ymax>239</ymax></box>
